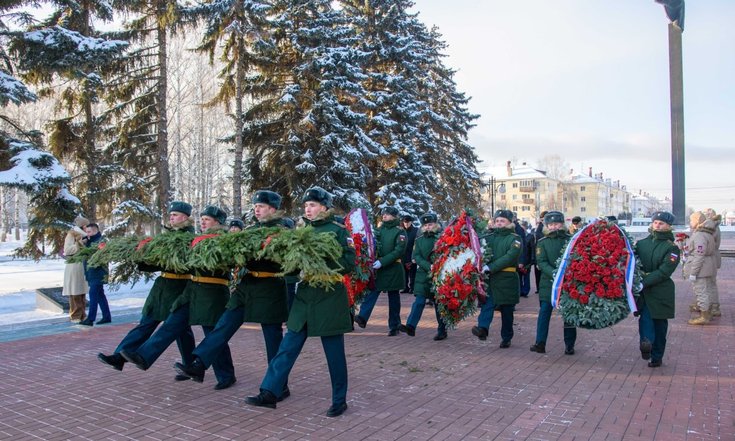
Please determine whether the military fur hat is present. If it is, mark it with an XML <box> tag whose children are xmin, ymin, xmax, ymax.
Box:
<box><xmin>571</xmin><ymin>216</ymin><xmax>582</xmax><ymax>224</ymax></box>
<box><xmin>302</xmin><ymin>186</ymin><xmax>333</xmax><ymax>208</ymax></box>
<box><xmin>420</xmin><ymin>212</ymin><xmax>438</xmax><ymax>225</ymax></box>
<box><xmin>494</xmin><ymin>209</ymin><xmax>514</xmax><ymax>222</ymax></box>
<box><xmin>402</xmin><ymin>214</ymin><xmax>415</xmax><ymax>222</ymax></box>
<box><xmin>651</xmin><ymin>211</ymin><xmax>675</xmax><ymax>226</ymax></box>
<box><xmin>382</xmin><ymin>206</ymin><xmax>399</xmax><ymax>217</ymax></box>
<box><xmin>252</xmin><ymin>190</ymin><xmax>282</xmax><ymax>209</ymax></box>
<box><xmin>229</xmin><ymin>219</ymin><xmax>245</xmax><ymax>230</ymax></box>
<box><xmin>169</xmin><ymin>201</ymin><xmax>192</xmax><ymax>217</ymax></box>
<box><xmin>200</xmin><ymin>205</ymin><xmax>227</xmax><ymax>225</ymax></box>
<box><xmin>544</xmin><ymin>211</ymin><xmax>565</xmax><ymax>224</ymax></box>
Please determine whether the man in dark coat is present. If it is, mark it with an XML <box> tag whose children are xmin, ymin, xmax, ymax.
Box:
<box><xmin>79</xmin><ymin>223</ymin><xmax>111</xmax><ymax>326</ymax></box>
<box><xmin>97</xmin><ymin>201</ymin><xmax>196</xmax><ymax>380</ymax></box>
<box><xmin>245</xmin><ymin>187</ymin><xmax>356</xmax><ymax>417</ymax></box>
<box><xmin>355</xmin><ymin>206</ymin><xmax>407</xmax><ymax>336</ymax></box>
<box><xmin>472</xmin><ymin>210</ymin><xmax>521</xmax><ymax>347</ymax></box>
<box><xmin>121</xmin><ymin>206</ymin><xmax>236</xmax><ymax>390</ymax></box>
<box><xmin>635</xmin><ymin>211</ymin><xmax>680</xmax><ymax>367</ymax></box>
<box><xmin>175</xmin><ymin>191</ymin><xmax>291</xmax><ymax>396</ymax></box>
<box><xmin>401</xmin><ymin>215</ymin><xmax>418</xmax><ymax>294</ymax></box>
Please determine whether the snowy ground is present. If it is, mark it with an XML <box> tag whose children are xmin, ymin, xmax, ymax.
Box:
<box><xmin>0</xmin><ymin>238</ymin><xmax>151</xmax><ymax>326</ymax></box>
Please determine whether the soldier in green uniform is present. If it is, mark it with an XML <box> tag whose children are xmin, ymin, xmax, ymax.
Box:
<box><xmin>245</xmin><ymin>187</ymin><xmax>356</xmax><ymax>417</ymax></box>
<box><xmin>175</xmin><ymin>191</ymin><xmax>291</xmax><ymax>397</ymax></box>
<box><xmin>473</xmin><ymin>210</ymin><xmax>521</xmax><ymax>348</ymax></box>
<box><xmin>97</xmin><ymin>201</ymin><xmax>196</xmax><ymax>380</ymax></box>
<box><xmin>354</xmin><ymin>206</ymin><xmax>407</xmax><ymax>335</ymax></box>
<box><xmin>635</xmin><ymin>211</ymin><xmax>680</xmax><ymax>367</ymax></box>
<box><xmin>530</xmin><ymin>211</ymin><xmax>576</xmax><ymax>354</ymax></box>
<box><xmin>121</xmin><ymin>206</ymin><xmax>236</xmax><ymax>390</ymax></box>
<box><xmin>399</xmin><ymin>213</ymin><xmax>447</xmax><ymax>340</ymax></box>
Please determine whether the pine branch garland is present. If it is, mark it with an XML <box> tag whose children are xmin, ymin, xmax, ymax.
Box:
<box><xmin>188</xmin><ymin>230</ymin><xmax>229</xmax><ymax>271</ymax></box>
<box><xmin>140</xmin><ymin>231</ymin><xmax>196</xmax><ymax>274</ymax></box>
<box><xmin>259</xmin><ymin>226</ymin><xmax>343</xmax><ymax>289</ymax></box>
<box><xmin>66</xmin><ymin>246</ymin><xmax>98</xmax><ymax>264</ymax></box>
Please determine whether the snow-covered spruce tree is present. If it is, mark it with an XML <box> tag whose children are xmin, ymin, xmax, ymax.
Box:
<box><xmin>9</xmin><ymin>1</ymin><xmax>128</xmax><ymax>229</ymax></box>
<box><xmin>0</xmin><ymin>3</ymin><xmax>78</xmax><ymax>258</ymax></box>
<box><xmin>415</xmin><ymin>25</ymin><xmax>482</xmax><ymax>217</ymax></box>
<box><xmin>340</xmin><ymin>0</ymin><xmax>482</xmax><ymax>219</ymax></box>
<box><xmin>339</xmin><ymin>0</ymin><xmax>437</xmax><ymax>219</ymax></box>
<box><xmin>103</xmin><ymin>0</ymin><xmax>189</xmax><ymax>222</ymax></box>
<box><xmin>243</xmin><ymin>0</ymin><xmax>379</xmax><ymax>212</ymax></box>
<box><xmin>186</xmin><ymin>0</ymin><xmax>272</xmax><ymax>216</ymax></box>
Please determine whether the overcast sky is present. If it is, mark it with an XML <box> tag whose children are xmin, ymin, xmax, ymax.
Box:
<box><xmin>411</xmin><ymin>0</ymin><xmax>735</xmax><ymax>213</ymax></box>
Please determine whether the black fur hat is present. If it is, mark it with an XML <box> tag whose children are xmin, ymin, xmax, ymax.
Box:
<box><xmin>544</xmin><ymin>211</ymin><xmax>565</xmax><ymax>224</ymax></box>
<box><xmin>301</xmin><ymin>186</ymin><xmax>333</xmax><ymax>208</ymax></box>
<box><xmin>494</xmin><ymin>209</ymin><xmax>514</xmax><ymax>222</ymax></box>
<box><xmin>382</xmin><ymin>206</ymin><xmax>399</xmax><ymax>217</ymax></box>
<box><xmin>252</xmin><ymin>190</ymin><xmax>282</xmax><ymax>209</ymax></box>
<box><xmin>200</xmin><ymin>206</ymin><xmax>227</xmax><ymax>225</ymax></box>
<box><xmin>651</xmin><ymin>211</ymin><xmax>675</xmax><ymax>225</ymax></box>
<box><xmin>420</xmin><ymin>212</ymin><xmax>438</xmax><ymax>225</ymax></box>
<box><xmin>169</xmin><ymin>201</ymin><xmax>192</xmax><ymax>217</ymax></box>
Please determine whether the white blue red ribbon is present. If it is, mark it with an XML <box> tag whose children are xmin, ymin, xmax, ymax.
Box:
<box><xmin>551</xmin><ymin>219</ymin><xmax>638</xmax><ymax>313</ymax></box>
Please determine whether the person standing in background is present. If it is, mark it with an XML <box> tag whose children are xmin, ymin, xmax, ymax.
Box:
<box><xmin>63</xmin><ymin>216</ymin><xmax>89</xmax><ymax>323</ymax></box>
<box><xmin>401</xmin><ymin>215</ymin><xmax>417</xmax><ymax>294</ymax></box>
<box><xmin>532</xmin><ymin>211</ymin><xmax>548</xmax><ymax>294</ymax></box>
<box><xmin>79</xmin><ymin>223</ymin><xmax>111</xmax><ymax>326</ymax></box>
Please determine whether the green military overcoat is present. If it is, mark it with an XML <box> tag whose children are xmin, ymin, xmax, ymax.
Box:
<box><xmin>374</xmin><ymin>219</ymin><xmax>406</xmax><ymax>292</ymax></box>
<box><xmin>412</xmin><ymin>226</ymin><xmax>440</xmax><ymax>299</ymax></box>
<box><xmin>484</xmin><ymin>225</ymin><xmax>522</xmax><ymax>306</ymax></box>
<box><xmin>535</xmin><ymin>228</ymin><xmax>570</xmax><ymax>304</ymax></box>
<box><xmin>287</xmin><ymin>212</ymin><xmax>356</xmax><ymax>337</ymax></box>
<box><xmin>141</xmin><ymin>222</ymin><xmax>195</xmax><ymax>321</ymax></box>
<box><xmin>635</xmin><ymin>229</ymin><xmax>680</xmax><ymax>319</ymax></box>
<box><xmin>171</xmin><ymin>229</ymin><xmax>231</xmax><ymax>326</ymax></box>
<box><xmin>228</xmin><ymin>216</ymin><xmax>290</xmax><ymax>324</ymax></box>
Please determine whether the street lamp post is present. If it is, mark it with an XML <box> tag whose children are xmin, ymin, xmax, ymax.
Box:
<box><xmin>490</xmin><ymin>176</ymin><xmax>506</xmax><ymax>215</ymax></box>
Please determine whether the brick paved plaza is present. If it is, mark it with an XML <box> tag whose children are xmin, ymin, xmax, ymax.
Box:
<box><xmin>1</xmin><ymin>259</ymin><xmax>732</xmax><ymax>440</ymax></box>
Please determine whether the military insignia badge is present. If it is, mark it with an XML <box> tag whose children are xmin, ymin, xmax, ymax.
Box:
<box><xmin>536</xmin><ymin>247</ymin><xmax>542</xmax><ymax>255</ymax></box>
<box><xmin>513</xmin><ymin>240</ymin><xmax>521</xmax><ymax>248</ymax></box>
<box><xmin>696</xmin><ymin>245</ymin><xmax>703</xmax><ymax>253</ymax></box>
<box><xmin>670</xmin><ymin>252</ymin><xmax>678</xmax><ymax>263</ymax></box>
<box><xmin>346</xmin><ymin>236</ymin><xmax>355</xmax><ymax>248</ymax></box>
<box><xmin>399</xmin><ymin>235</ymin><xmax>406</xmax><ymax>242</ymax></box>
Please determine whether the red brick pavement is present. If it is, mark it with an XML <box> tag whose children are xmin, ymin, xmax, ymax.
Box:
<box><xmin>0</xmin><ymin>260</ymin><xmax>733</xmax><ymax>440</ymax></box>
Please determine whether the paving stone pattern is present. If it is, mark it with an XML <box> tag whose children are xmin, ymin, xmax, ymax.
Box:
<box><xmin>0</xmin><ymin>259</ymin><xmax>733</xmax><ymax>440</ymax></box>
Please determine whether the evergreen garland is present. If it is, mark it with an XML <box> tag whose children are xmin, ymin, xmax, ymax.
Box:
<box><xmin>260</xmin><ymin>227</ymin><xmax>343</xmax><ymax>289</ymax></box>
<box><xmin>188</xmin><ymin>230</ymin><xmax>229</xmax><ymax>271</ymax></box>
<box><xmin>88</xmin><ymin>235</ymin><xmax>150</xmax><ymax>287</ymax></box>
<box><xmin>66</xmin><ymin>245</ymin><xmax>98</xmax><ymax>264</ymax></box>
<box><xmin>140</xmin><ymin>230</ymin><xmax>196</xmax><ymax>274</ymax></box>
<box><xmin>217</xmin><ymin>227</ymin><xmax>283</xmax><ymax>268</ymax></box>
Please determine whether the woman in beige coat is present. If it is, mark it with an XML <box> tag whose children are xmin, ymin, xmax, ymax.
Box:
<box><xmin>63</xmin><ymin>216</ymin><xmax>89</xmax><ymax>322</ymax></box>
